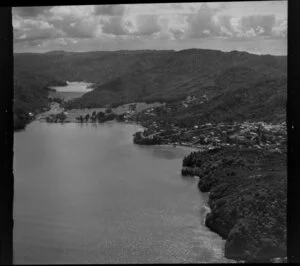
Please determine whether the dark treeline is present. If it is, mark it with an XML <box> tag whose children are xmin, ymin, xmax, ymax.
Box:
<box><xmin>182</xmin><ymin>151</ymin><xmax>203</xmax><ymax>168</ymax></box>
<box><xmin>133</xmin><ymin>131</ymin><xmax>162</xmax><ymax>145</ymax></box>
<box><xmin>46</xmin><ymin>112</ymin><xmax>67</xmax><ymax>123</ymax></box>
<box><xmin>75</xmin><ymin>110</ymin><xmax>125</xmax><ymax>123</ymax></box>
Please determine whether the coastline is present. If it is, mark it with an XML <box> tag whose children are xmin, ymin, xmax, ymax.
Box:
<box><xmin>160</xmin><ymin>143</ymin><xmax>201</xmax><ymax>151</ymax></box>
<box><xmin>27</xmin><ymin>104</ymin><xmax>287</xmax><ymax>263</ymax></box>
<box><xmin>180</xmin><ymin>146</ymin><xmax>287</xmax><ymax>263</ymax></box>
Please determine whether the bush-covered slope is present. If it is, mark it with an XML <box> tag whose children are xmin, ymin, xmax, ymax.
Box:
<box><xmin>63</xmin><ymin>49</ymin><xmax>286</xmax><ymax>110</ymax></box>
<box><xmin>14</xmin><ymin>49</ymin><xmax>287</xmax><ymax>127</ymax></box>
<box><xmin>171</xmin><ymin>76</ymin><xmax>287</xmax><ymax>126</ymax></box>
<box><xmin>13</xmin><ymin>69</ymin><xmax>66</xmax><ymax>130</ymax></box>
<box><xmin>182</xmin><ymin>147</ymin><xmax>287</xmax><ymax>262</ymax></box>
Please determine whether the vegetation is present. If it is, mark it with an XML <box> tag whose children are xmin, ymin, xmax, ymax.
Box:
<box><xmin>133</xmin><ymin>132</ymin><xmax>162</xmax><ymax>145</ymax></box>
<box><xmin>14</xmin><ymin>66</ymin><xmax>66</xmax><ymax>130</ymax></box>
<box><xmin>45</xmin><ymin>112</ymin><xmax>67</xmax><ymax>123</ymax></box>
<box><xmin>14</xmin><ymin>49</ymin><xmax>287</xmax><ymax>263</ymax></box>
<box><xmin>15</xmin><ymin>49</ymin><xmax>286</xmax><ymax>123</ymax></box>
<box><xmin>75</xmin><ymin>111</ymin><xmax>117</xmax><ymax>123</ymax></box>
<box><xmin>49</xmin><ymin>97</ymin><xmax>64</xmax><ymax>104</ymax></box>
<box><xmin>181</xmin><ymin>147</ymin><xmax>287</xmax><ymax>262</ymax></box>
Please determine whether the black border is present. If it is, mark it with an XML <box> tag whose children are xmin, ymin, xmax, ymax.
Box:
<box><xmin>286</xmin><ymin>0</ymin><xmax>300</xmax><ymax>263</ymax></box>
<box><xmin>0</xmin><ymin>0</ymin><xmax>298</xmax><ymax>264</ymax></box>
<box><xmin>0</xmin><ymin>6</ymin><xmax>14</xmax><ymax>266</ymax></box>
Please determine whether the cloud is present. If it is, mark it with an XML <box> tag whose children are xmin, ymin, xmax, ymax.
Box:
<box><xmin>94</xmin><ymin>5</ymin><xmax>126</xmax><ymax>16</ymax></box>
<box><xmin>239</xmin><ymin>15</ymin><xmax>276</xmax><ymax>36</ymax></box>
<box><xmin>101</xmin><ymin>13</ymin><xmax>162</xmax><ymax>38</ymax></box>
<box><xmin>185</xmin><ymin>3</ymin><xmax>221</xmax><ymax>38</ymax></box>
<box><xmin>182</xmin><ymin>4</ymin><xmax>286</xmax><ymax>40</ymax></box>
<box><xmin>272</xmin><ymin>18</ymin><xmax>287</xmax><ymax>38</ymax></box>
<box><xmin>133</xmin><ymin>14</ymin><xmax>161</xmax><ymax>36</ymax></box>
<box><xmin>13</xmin><ymin>19</ymin><xmax>62</xmax><ymax>43</ymax></box>
<box><xmin>170</xmin><ymin>3</ymin><xmax>183</xmax><ymax>9</ymax></box>
<box><xmin>169</xmin><ymin>28</ymin><xmax>185</xmax><ymax>40</ymax></box>
<box><xmin>49</xmin><ymin>5</ymin><xmax>94</xmax><ymax>18</ymax></box>
<box><xmin>14</xmin><ymin>26</ymin><xmax>61</xmax><ymax>43</ymax></box>
<box><xmin>62</xmin><ymin>19</ymin><xmax>99</xmax><ymax>38</ymax></box>
<box><xmin>14</xmin><ymin>8</ymin><xmax>100</xmax><ymax>43</ymax></box>
<box><xmin>13</xmin><ymin>6</ymin><xmax>53</xmax><ymax>18</ymax></box>
<box><xmin>218</xmin><ymin>15</ymin><xmax>235</xmax><ymax>35</ymax></box>
<box><xmin>48</xmin><ymin>13</ymin><xmax>100</xmax><ymax>38</ymax></box>
<box><xmin>210</xmin><ymin>2</ymin><xmax>230</xmax><ymax>12</ymax></box>
<box><xmin>13</xmin><ymin>3</ymin><xmax>287</xmax><ymax>55</ymax></box>
<box><xmin>101</xmin><ymin>16</ymin><xmax>130</xmax><ymax>35</ymax></box>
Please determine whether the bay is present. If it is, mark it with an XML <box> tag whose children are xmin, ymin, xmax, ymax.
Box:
<box><xmin>13</xmin><ymin>121</ymin><xmax>229</xmax><ymax>264</ymax></box>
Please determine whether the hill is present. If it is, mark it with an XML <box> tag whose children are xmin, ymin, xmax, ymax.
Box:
<box><xmin>13</xmin><ymin>68</ymin><xmax>66</xmax><ymax>130</ymax></box>
<box><xmin>14</xmin><ymin>49</ymin><xmax>287</xmax><ymax>129</ymax></box>
<box><xmin>63</xmin><ymin>49</ymin><xmax>286</xmax><ymax>112</ymax></box>
<box><xmin>181</xmin><ymin>146</ymin><xmax>286</xmax><ymax>262</ymax></box>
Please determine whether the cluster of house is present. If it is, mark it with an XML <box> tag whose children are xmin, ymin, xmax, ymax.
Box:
<box><xmin>132</xmin><ymin>110</ymin><xmax>286</xmax><ymax>152</ymax></box>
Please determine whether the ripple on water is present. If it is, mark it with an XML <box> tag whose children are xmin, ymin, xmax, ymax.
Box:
<box><xmin>14</xmin><ymin>122</ymin><xmax>233</xmax><ymax>264</ymax></box>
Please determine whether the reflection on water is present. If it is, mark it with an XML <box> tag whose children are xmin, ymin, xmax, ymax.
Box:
<box><xmin>135</xmin><ymin>145</ymin><xmax>190</xmax><ymax>160</ymax></box>
<box><xmin>14</xmin><ymin>121</ymin><xmax>229</xmax><ymax>264</ymax></box>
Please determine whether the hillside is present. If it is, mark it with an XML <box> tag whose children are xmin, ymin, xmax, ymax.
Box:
<box><xmin>14</xmin><ymin>49</ymin><xmax>287</xmax><ymax>128</ymax></box>
<box><xmin>169</xmin><ymin>76</ymin><xmax>287</xmax><ymax>126</ymax></box>
<box><xmin>181</xmin><ymin>147</ymin><xmax>286</xmax><ymax>262</ymax></box>
<box><xmin>63</xmin><ymin>49</ymin><xmax>286</xmax><ymax>109</ymax></box>
<box><xmin>14</xmin><ymin>50</ymin><xmax>173</xmax><ymax>85</ymax></box>
<box><xmin>13</xmin><ymin>69</ymin><xmax>66</xmax><ymax>130</ymax></box>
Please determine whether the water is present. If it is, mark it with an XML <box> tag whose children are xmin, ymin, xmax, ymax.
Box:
<box><xmin>50</xmin><ymin>81</ymin><xmax>94</xmax><ymax>93</ymax></box>
<box><xmin>14</xmin><ymin>121</ymin><xmax>229</xmax><ymax>264</ymax></box>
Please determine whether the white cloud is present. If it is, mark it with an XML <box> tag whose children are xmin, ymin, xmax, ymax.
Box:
<box><xmin>48</xmin><ymin>13</ymin><xmax>100</xmax><ymax>38</ymax></box>
<box><xmin>132</xmin><ymin>14</ymin><xmax>161</xmax><ymax>36</ymax></box>
<box><xmin>13</xmin><ymin>2</ymin><xmax>287</xmax><ymax>55</ymax></box>
<box><xmin>101</xmin><ymin>16</ymin><xmax>130</xmax><ymax>36</ymax></box>
<box><xmin>239</xmin><ymin>15</ymin><xmax>276</xmax><ymax>36</ymax></box>
<box><xmin>272</xmin><ymin>19</ymin><xmax>287</xmax><ymax>38</ymax></box>
<box><xmin>13</xmin><ymin>6</ymin><xmax>53</xmax><ymax>18</ymax></box>
<box><xmin>185</xmin><ymin>3</ymin><xmax>222</xmax><ymax>38</ymax></box>
<box><xmin>94</xmin><ymin>5</ymin><xmax>126</xmax><ymax>16</ymax></box>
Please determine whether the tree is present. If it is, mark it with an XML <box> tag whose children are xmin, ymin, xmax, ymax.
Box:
<box><xmin>105</xmin><ymin>107</ymin><xmax>112</xmax><ymax>114</ymax></box>
<box><xmin>97</xmin><ymin>111</ymin><xmax>105</xmax><ymax>122</ymax></box>
<box><xmin>56</xmin><ymin>112</ymin><xmax>66</xmax><ymax>121</ymax></box>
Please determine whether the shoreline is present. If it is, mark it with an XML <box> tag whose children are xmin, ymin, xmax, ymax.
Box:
<box><xmin>181</xmin><ymin>146</ymin><xmax>287</xmax><ymax>263</ymax></box>
<box><xmin>27</xmin><ymin>104</ymin><xmax>287</xmax><ymax>263</ymax></box>
<box><xmin>34</xmin><ymin>118</ymin><xmax>203</xmax><ymax>152</ymax></box>
<box><xmin>19</xmin><ymin>117</ymin><xmax>243</xmax><ymax>263</ymax></box>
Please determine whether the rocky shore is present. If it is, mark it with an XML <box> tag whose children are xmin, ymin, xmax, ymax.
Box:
<box><xmin>181</xmin><ymin>146</ymin><xmax>287</xmax><ymax>263</ymax></box>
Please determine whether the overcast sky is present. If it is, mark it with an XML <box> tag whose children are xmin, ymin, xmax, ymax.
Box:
<box><xmin>13</xmin><ymin>1</ymin><xmax>287</xmax><ymax>55</ymax></box>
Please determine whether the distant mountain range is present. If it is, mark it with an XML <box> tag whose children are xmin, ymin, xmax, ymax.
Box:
<box><xmin>14</xmin><ymin>49</ymin><xmax>287</xmax><ymax>129</ymax></box>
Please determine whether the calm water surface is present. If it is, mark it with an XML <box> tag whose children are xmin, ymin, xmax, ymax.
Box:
<box><xmin>50</xmin><ymin>81</ymin><xmax>93</xmax><ymax>92</ymax></box>
<box><xmin>14</xmin><ymin>121</ymin><xmax>229</xmax><ymax>264</ymax></box>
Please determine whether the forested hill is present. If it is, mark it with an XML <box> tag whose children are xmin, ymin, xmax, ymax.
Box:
<box><xmin>14</xmin><ymin>67</ymin><xmax>67</xmax><ymax>130</ymax></box>
<box><xmin>14</xmin><ymin>49</ymin><xmax>287</xmax><ymax>128</ymax></box>
<box><xmin>65</xmin><ymin>49</ymin><xmax>286</xmax><ymax>109</ymax></box>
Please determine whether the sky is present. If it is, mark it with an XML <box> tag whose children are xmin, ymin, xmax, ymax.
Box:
<box><xmin>12</xmin><ymin>1</ymin><xmax>287</xmax><ymax>55</ymax></box>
